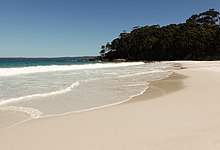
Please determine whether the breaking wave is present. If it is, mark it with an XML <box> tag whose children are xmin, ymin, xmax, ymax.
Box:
<box><xmin>0</xmin><ymin>62</ymin><xmax>145</xmax><ymax>77</ymax></box>
<box><xmin>0</xmin><ymin>81</ymin><xmax>80</xmax><ymax>106</ymax></box>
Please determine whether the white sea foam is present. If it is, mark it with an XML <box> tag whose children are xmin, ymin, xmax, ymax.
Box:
<box><xmin>0</xmin><ymin>62</ymin><xmax>145</xmax><ymax>77</ymax></box>
<box><xmin>121</xmin><ymin>83</ymin><xmax>146</xmax><ymax>87</ymax></box>
<box><xmin>0</xmin><ymin>106</ymin><xmax>42</xmax><ymax>118</ymax></box>
<box><xmin>118</xmin><ymin>70</ymin><xmax>165</xmax><ymax>78</ymax></box>
<box><xmin>0</xmin><ymin>81</ymin><xmax>80</xmax><ymax>106</ymax></box>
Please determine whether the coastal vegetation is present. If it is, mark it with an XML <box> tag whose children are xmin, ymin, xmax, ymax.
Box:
<box><xmin>100</xmin><ymin>9</ymin><xmax>220</xmax><ymax>61</ymax></box>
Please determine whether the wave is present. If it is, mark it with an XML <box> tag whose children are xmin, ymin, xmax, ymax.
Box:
<box><xmin>0</xmin><ymin>81</ymin><xmax>80</xmax><ymax>106</ymax></box>
<box><xmin>39</xmin><ymin>82</ymin><xmax>150</xmax><ymax>119</ymax></box>
<box><xmin>0</xmin><ymin>106</ymin><xmax>42</xmax><ymax>118</ymax></box>
<box><xmin>0</xmin><ymin>62</ymin><xmax>145</xmax><ymax>77</ymax></box>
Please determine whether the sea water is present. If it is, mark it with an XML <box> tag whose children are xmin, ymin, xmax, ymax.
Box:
<box><xmin>0</xmin><ymin>58</ymin><xmax>173</xmax><ymax>120</ymax></box>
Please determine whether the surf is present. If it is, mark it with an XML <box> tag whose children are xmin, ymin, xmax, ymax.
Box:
<box><xmin>0</xmin><ymin>62</ymin><xmax>145</xmax><ymax>77</ymax></box>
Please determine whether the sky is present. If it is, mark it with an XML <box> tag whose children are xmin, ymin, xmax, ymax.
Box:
<box><xmin>0</xmin><ymin>0</ymin><xmax>220</xmax><ymax>57</ymax></box>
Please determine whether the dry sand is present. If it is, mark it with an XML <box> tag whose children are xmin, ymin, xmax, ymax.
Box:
<box><xmin>0</xmin><ymin>62</ymin><xmax>220</xmax><ymax>150</ymax></box>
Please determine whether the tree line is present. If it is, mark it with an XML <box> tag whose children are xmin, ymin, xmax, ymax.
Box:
<box><xmin>99</xmin><ymin>9</ymin><xmax>220</xmax><ymax>61</ymax></box>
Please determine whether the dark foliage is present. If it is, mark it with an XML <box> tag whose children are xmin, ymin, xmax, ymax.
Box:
<box><xmin>100</xmin><ymin>9</ymin><xmax>220</xmax><ymax>61</ymax></box>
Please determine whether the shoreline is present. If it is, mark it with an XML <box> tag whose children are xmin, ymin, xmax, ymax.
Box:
<box><xmin>0</xmin><ymin>71</ymin><xmax>184</xmax><ymax>132</ymax></box>
<box><xmin>0</xmin><ymin>61</ymin><xmax>199</xmax><ymax>130</ymax></box>
<box><xmin>1</xmin><ymin>61</ymin><xmax>220</xmax><ymax>150</ymax></box>
<box><xmin>128</xmin><ymin>72</ymin><xmax>186</xmax><ymax>104</ymax></box>
<box><xmin>0</xmin><ymin>111</ymin><xmax>30</xmax><ymax>130</ymax></box>
<box><xmin>0</xmin><ymin>63</ymin><xmax>176</xmax><ymax>130</ymax></box>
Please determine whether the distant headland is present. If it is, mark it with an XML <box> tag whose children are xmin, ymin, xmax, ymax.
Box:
<box><xmin>99</xmin><ymin>9</ymin><xmax>220</xmax><ymax>61</ymax></box>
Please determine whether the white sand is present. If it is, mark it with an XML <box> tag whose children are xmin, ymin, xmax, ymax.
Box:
<box><xmin>0</xmin><ymin>61</ymin><xmax>220</xmax><ymax>150</ymax></box>
<box><xmin>0</xmin><ymin>111</ymin><xmax>29</xmax><ymax>129</ymax></box>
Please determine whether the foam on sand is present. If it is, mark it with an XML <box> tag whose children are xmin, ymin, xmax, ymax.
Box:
<box><xmin>0</xmin><ymin>106</ymin><xmax>42</xmax><ymax>118</ymax></box>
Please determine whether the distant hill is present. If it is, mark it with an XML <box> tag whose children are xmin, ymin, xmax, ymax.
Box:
<box><xmin>0</xmin><ymin>56</ymin><xmax>96</xmax><ymax>61</ymax></box>
<box><xmin>99</xmin><ymin>9</ymin><xmax>220</xmax><ymax>61</ymax></box>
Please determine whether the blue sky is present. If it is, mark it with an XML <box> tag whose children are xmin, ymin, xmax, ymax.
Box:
<box><xmin>0</xmin><ymin>0</ymin><xmax>219</xmax><ymax>57</ymax></box>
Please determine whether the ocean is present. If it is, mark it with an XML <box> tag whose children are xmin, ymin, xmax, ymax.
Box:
<box><xmin>0</xmin><ymin>58</ymin><xmax>173</xmax><ymax>120</ymax></box>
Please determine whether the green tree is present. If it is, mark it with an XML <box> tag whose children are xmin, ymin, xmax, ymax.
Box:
<box><xmin>100</xmin><ymin>9</ymin><xmax>220</xmax><ymax>61</ymax></box>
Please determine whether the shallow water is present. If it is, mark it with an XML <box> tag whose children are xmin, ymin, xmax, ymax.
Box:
<box><xmin>0</xmin><ymin>61</ymin><xmax>173</xmax><ymax>121</ymax></box>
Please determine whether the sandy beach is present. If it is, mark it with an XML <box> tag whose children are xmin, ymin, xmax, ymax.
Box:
<box><xmin>1</xmin><ymin>61</ymin><xmax>220</xmax><ymax>150</ymax></box>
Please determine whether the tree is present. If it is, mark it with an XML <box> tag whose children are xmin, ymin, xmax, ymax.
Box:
<box><xmin>99</xmin><ymin>45</ymin><xmax>106</xmax><ymax>57</ymax></box>
<box><xmin>186</xmin><ymin>9</ymin><xmax>220</xmax><ymax>27</ymax></box>
<box><xmin>99</xmin><ymin>9</ymin><xmax>220</xmax><ymax>61</ymax></box>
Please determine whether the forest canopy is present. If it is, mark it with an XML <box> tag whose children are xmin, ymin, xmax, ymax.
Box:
<box><xmin>99</xmin><ymin>9</ymin><xmax>220</xmax><ymax>61</ymax></box>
